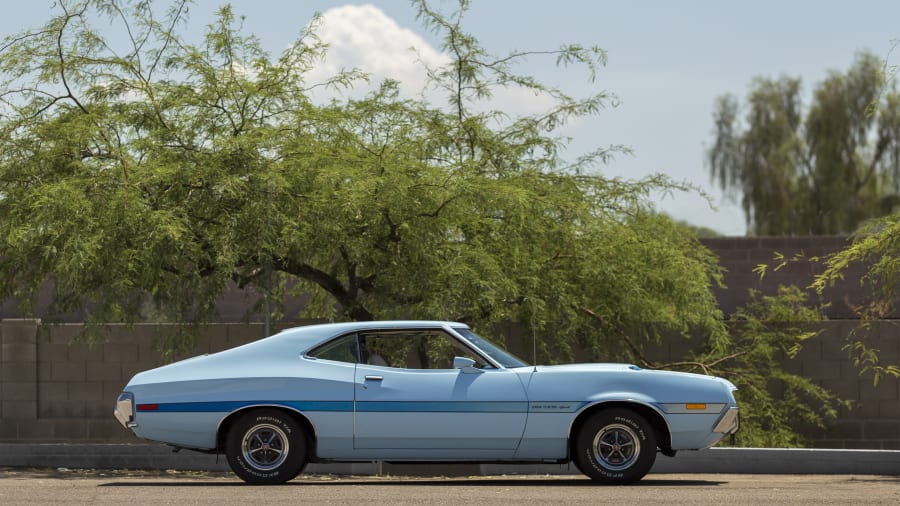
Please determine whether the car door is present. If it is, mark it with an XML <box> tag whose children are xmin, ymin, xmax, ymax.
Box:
<box><xmin>353</xmin><ymin>329</ymin><xmax>528</xmax><ymax>452</ymax></box>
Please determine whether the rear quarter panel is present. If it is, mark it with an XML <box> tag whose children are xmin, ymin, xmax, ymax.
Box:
<box><xmin>126</xmin><ymin>340</ymin><xmax>355</xmax><ymax>450</ymax></box>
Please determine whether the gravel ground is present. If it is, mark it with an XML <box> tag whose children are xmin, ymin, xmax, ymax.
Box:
<box><xmin>1</xmin><ymin>468</ymin><xmax>898</xmax><ymax>505</ymax></box>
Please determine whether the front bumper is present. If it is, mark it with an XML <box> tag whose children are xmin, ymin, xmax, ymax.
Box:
<box><xmin>713</xmin><ymin>406</ymin><xmax>740</xmax><ymax>434</ymax></box>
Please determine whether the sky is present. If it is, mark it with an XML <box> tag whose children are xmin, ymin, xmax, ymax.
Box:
<box><xmin>2</xmin><ymin>0</ymin><xmax>900</xmax><ymax>236</ymax></box>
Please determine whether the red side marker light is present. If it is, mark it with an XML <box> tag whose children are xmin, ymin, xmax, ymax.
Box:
<box><xmin>137</xmin><ymin>404</ymin><xmax>160</xmax><ymax>411</ymax></box>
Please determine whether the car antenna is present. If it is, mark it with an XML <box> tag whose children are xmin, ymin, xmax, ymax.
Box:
<box><xmin>532</xmin><ymin>326</ymin><xmax>538</xmax><ymax>372</ymax></box>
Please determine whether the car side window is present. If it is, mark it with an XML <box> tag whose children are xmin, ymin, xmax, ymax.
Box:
<box><xmin>308</xmin><ymin>334</ymin><xmax>359</xmax><ymax>363</ymax></box>
<box><xmin>359</xmin><ymin>330</ymin><xmax>490</xmax><ymax>369</ymax></box>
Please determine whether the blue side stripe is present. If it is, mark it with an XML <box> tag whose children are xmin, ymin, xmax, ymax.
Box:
<box><xmin>148</xmin><ymin>401</ymin><xmax>352</xmax><ymax>413</ymax></box>
<box><xmin>145</xmin><ymin>400</ymin><xmax>585</xmax><ymax>414</ymax></box>
<box><xmin>356</xmin><ymin>401</ymin><xmax>529</xmax><ymax>413</ymax></box>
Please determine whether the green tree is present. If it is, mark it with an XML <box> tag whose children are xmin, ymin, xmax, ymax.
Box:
<box><xmin>0</xmin><ymin>0</ymin><xmax>720</xmax><ymax>350</ymax></box>
<box><xmin>708</xmin><ymin>52</ymin><xmax>900</xmax><ymax>236</ymax></box>
<box><xmin>0</xmin><ymin>0</ymin><xmax>836</xmax><ymax>445</ymax></box>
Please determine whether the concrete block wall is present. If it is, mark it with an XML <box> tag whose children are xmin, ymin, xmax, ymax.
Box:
<box><xmin>0</xmin><ymin>319</ymin><xmax>898</xmax><ymax>449</ymax></box>
<box><xmin>797</xmin><ymin>322</ymin><xmax>900</xmax><ymax>449</ymax></box>
<box><xmin>699</xmin><ymin>236</ymin><xmax>869</xmax><ymax>319</ymax></box>
<box><xmin>1</xmin><ymin>319</ymin><xmax>39</xmax><ymax>439</ymax></box>
<box><xmin>696</xmin><ymin>236</ymin><xmax>899</xmax><ymax>448</ymax></box>
<box><xmin>0</xmin><ymin>320</ymin><xmax>282</xmax><ymax>444</ymax></box>
<box><xmin>638</xmin><ymin>321</ymin><xmax>900</xmax><ymax>449</ymax></box>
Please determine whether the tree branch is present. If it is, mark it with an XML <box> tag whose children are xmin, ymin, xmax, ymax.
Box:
<box><xmin>576</xmin><ymin>305</ymin><xmax>653</xmax><ymax>367</ymax></box>
<box><xmin>56</xmin><ymin>5</ymin><xmax>90</xmax><ymax>116</ymax></box>
<box><xmin>274</xmin><ymin>256</ymin><xmax>373</xmax><ymax>320</ymax></box>
<box><xmin>417</xmin><ymin>195</ymin><xmax>459</xmax><ymax>218</ymax></box>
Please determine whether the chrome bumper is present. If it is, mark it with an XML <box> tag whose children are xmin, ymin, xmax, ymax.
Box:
<box><xmin>713</xmin><ymin>406</ymin><xmax>740</xmax><ymax>434</ymax></box>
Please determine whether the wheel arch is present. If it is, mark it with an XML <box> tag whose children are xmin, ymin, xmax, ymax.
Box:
<box><xmin>216</xmin><ymin>404</ymin><xmax>318</xmax><ymax>458</ymax></box>
<box><xmin>567</xmin><ymin>400</ymin><xmax>672</xmax><ymax>460</ymax></box>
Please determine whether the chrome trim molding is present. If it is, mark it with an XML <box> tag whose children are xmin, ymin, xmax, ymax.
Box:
<box><xmin>213</xmin><ymin>403</ymin><xmax>320</xmax><ymax>451</ymax></box>
<box><xmin>568</xmin><ymin>399</ymin><xmax>673</xmax><ymax>443</ymax></box>
<box><xmin>114</xmin><ymin>392</ymin><xmax>135</xmax><ymax>429</ymax></box>
<box><xmin>712</xmin><ymin>406</ymin><xmax>740</xmax><ymax>434</ymax></box>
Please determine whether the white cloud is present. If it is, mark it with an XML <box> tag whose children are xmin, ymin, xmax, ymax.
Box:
<box><xmin>305</xmin><ymin>4</ymin><xmax>449</xmax><ymax>100</ymax></box>
<box><xmin>304</xmin><ymin>4</ymin><xmax>557</xmax><ymax>117</ymax></box>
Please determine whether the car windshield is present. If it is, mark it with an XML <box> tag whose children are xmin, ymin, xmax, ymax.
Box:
<box><xmin>453</xmin><ymin>328</ymin><xmax>530</xmax><ymax>368</ymax></box>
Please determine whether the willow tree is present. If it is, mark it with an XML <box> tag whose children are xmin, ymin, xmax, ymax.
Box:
<box><xmin>0</xmin><ymin>0</ymin><xmax>838</xmax><ymax>445</ymax></box>
<box><xmin>708</xmin><ymin>52</ymin><xmax>900</xmax><ymax>236</ymax></box>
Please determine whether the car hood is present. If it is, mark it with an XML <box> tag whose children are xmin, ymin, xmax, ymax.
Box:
<box><xmin>530</xmin><ymin>363</ymin><xmax>735</xmax><ymax>387</ymax></box>
<box><xmin>519</xmin><ymin>363</ymin><xmax>737</xmax><ymax>404</ymax></box>
<box><xmin>531</xmin><ymin>363</ymin><xmax>641</xmax><ymax>373</ymax></box>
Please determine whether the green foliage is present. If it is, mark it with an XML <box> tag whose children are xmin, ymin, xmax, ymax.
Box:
<box><xmin>812</xmin><ymin>215</ymin><xmax>900</xmax><ymax>384</ymax></box>
<box><xmin>698</xmin><ymin>286</ymin><xmax>843</xmax><ymax>447</ymax></box>
<box><xmin>0</xmin><ymin>1</ymin><xmax>840</xmax><ymax>446</ymax></box>
<box><xmin>0</xmin><ymin>0</ymin><xmax>726</xmax><ymax>355</ymax></box>
<box><xmin>708</xmin><ymin>52</ymin><xmax>900</xmax><ymax>235</ymax></box>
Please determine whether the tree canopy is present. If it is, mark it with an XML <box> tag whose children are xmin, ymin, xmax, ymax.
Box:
<box><xmin>0</xmin><ymin>0</ymin><xmax>721</xmax><ymax>348</ymax></box>
<box><xmin>0</xmin><ymin>0</ymin><xmax>840</xmax><ymax>445</ymax></box>
<box><xmin>708</xmin><ymin>52</ymin><xmax>900</xmax><ymax>236</ymax></box>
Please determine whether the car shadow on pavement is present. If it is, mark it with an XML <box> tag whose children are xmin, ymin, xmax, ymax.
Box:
<box><xmin>99</xmin><ymin>478</ymin><xmax>726</xmax><ymax>487</ymax></box>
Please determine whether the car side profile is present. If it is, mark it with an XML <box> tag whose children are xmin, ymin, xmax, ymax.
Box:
<box><xmin>114</xmin><ymin>321</ymin><xmax>739</xmax><ymax>484</ymax></box>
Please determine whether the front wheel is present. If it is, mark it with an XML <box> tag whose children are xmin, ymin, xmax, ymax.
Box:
<box><xmin>574</xmin><ymin>408</ymin><xmax>657</xmax><ymax>484</ymax></box>
<box><xmin>226</xmin><ymin>409</ymin><xmax>308</xmax><ymax>485</ymax></box>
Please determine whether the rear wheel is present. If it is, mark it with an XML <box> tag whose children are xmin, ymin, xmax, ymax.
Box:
<box><xmin>226</xmin><ymin>409</ymin><xmax>307</xmax><ymax>485</ymax></box>
<box><xmin>574</xmin><ymin>408</ymin><xmax>657</xmax><ymax>484</ymax></box>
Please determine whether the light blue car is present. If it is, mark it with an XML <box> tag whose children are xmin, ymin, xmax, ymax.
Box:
<box><xmin>114</xmin><ymin>321</ymin><xmax>739</xmax><ymax>484</ymax></box>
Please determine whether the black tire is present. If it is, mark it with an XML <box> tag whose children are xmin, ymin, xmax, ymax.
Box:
<box><xmin>574</xmin><ymin>408</ymin><xmax>657</xmax><ymax>484</ymax></box>
<box><xmin>225</xmin><ymin>408</ymin><xmax>308</xmax><ymax>485</ymax></box>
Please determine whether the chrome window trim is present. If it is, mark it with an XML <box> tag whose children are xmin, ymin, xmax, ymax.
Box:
<box><xmin>307</xmin><ymin>326</ymin><xmax>500</xmax><ymax>370</ymax></box>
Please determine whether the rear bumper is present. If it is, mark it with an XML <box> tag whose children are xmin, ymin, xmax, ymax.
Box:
<box><xmin>114</xmin><ymin>392</ymin><xmax>137</xmax><ymax>429</ymax></box>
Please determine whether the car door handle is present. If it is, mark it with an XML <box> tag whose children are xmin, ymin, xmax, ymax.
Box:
<box><xmin>365</xmin><ymin>375</ymin><xmax>383</xmax><ymax>381</ymax></box>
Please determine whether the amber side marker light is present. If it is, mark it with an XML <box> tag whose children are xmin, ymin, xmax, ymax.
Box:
<box><xmin>685</xmin><ymin>403</ymin><xmax>707</xmax><ymax>410</ymax></box>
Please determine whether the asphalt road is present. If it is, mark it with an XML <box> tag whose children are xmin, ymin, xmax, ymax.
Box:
<box><xmin>1</xmin><ymin>468</ymin><xmax>898</xmax><ymax>505</ymax></box>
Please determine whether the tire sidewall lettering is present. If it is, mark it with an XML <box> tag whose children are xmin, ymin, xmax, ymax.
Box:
<box><xmin>225</xmin><ymin>409</ymin><xmax>307</xmax><ymax>485</ymax></box>
<box><xmin>255</xmin><ymin>416</ymin><xmax>292</xmax><ymax>435</ymax></box>
<box><xmin>584</xmin><ymin>447</ymin><xmax>625</xmax><ymax>478</ymax></box>
<box><xmin>237</xmin><ymin>455</ymin><xmax>280</xmax><ymax>479</ymax></box>
<box><xmin>613</xmin><ymin>415</ymin><xmax>646</xmax><ymax>441</ymax></box>
<box><xmin>574</xmin><ymin>408</ymin><xmax>658</xmax><ymax>484</ymax></box>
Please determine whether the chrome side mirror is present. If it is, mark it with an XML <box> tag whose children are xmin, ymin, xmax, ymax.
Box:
<box><xmin>453</xmin><ymin>356</ymin><xmax>478</xmax><ymax>372</ymax></box>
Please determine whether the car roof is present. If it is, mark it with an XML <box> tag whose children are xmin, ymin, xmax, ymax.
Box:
<box><xmin>277</xmin><ymin>320</ymin><xmax>467</xmax><ymax>334</ymax></box>
<box><xmin>270</xmin><ymin>320</ymin><xmax>470</xmax><ymax>348</ymax></box>
<box><xmin>129</xmin><ymin>321</ymin><xmax>475</xmax><ymax>385</ymax></box>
